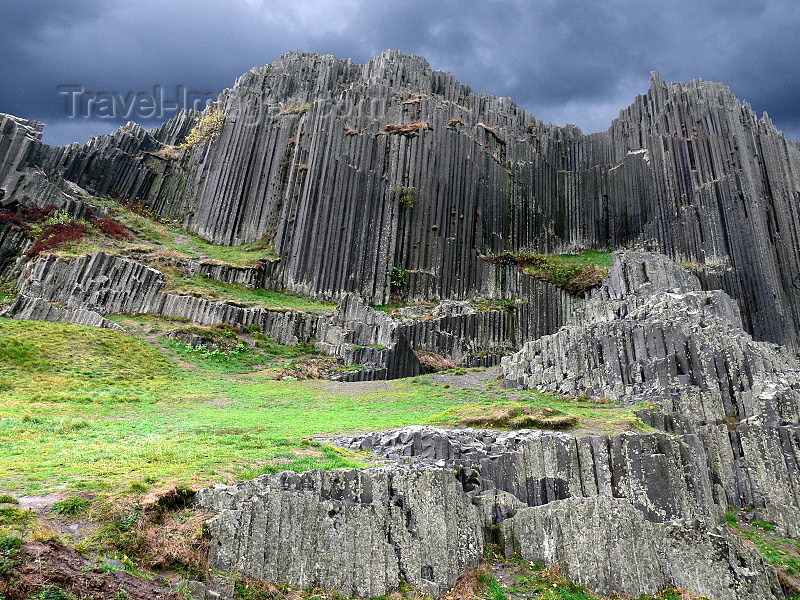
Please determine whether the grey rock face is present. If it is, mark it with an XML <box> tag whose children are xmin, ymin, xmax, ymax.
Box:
<box><xmin>339</xmin><ymin>426</ymin><xmax>721</xmax><ymax>525</ymax></box>
<box><xmin>315</xmin><ymin>294</ymin><xmax>422</xmax><ymax>380</ymax></box>
<box><xmin>501</xmin><ymin>250</ymin><xmax>800</xmax><ymax>543</ymax></box>
<box><xmin>4</xmin><ymin>52</ymin><xmax>800</xmax><ymax>349</ymax></box>
<box><xmin>198</xmin><ymin>425</ymin><xmax>786</xmax><ymax>599</ymax></box>
<box><xmin>196</xmin><ymin>466</ymin><xmax>484</xmax><ymax>598</ymax></box>
<box><xmin>3</xmin><ymin>252</ymin><xmax>424</xmax><ymax>380</ymax></box>
<box><xmin>0</xmin><ymin>294</ymin><xmax>123</xmax><ymax>330</ymax></box>
<box><xmin>500</xmin><ymin>496</ymin><xmax>782</xmax><ymax>600</ymax></box>
<box><xmin>503</xmin><ymin>251</ymin><xmax>800</xmax><ymax>426</ymax></box>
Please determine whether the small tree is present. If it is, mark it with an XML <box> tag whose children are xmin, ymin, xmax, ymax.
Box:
<box><xmin>181</xmin><ymin>109</ymin><xmax>226</xmax><ymax>148</ymax></box>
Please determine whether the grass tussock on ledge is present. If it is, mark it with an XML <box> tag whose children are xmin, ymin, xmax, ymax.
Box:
<box><xmin>485</xmin><ymin>250</ymin><xmax>612</xmax><ymax>295</ymax></box>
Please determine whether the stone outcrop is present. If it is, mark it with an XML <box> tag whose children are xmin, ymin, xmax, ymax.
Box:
<box><xmin>500</xmin><ymin>496</ymin><xmax>781</xmax><ymax>599</ymax></box>
<box><xmin>199</xmin><ymin>425</ymin><xmax>786</xmax><ymax>599</ymax></box>
<box><xmin>0</xmin><ymin>251</ymin><xmax>424</xmax><ymax>380</ymax></box>
<box><xmin>196</xmin><ymin>466</ymin><xmax>484</xmax><ymax>598</ymax></box>
<box><xmin>339</xmin><ymin>426</ymin><xmax>722</xmax><ymax>525</ymax></box>
<box><xmin>1</xmin><ymin>294</ymin><xmax>122</xmax><ymax>330</ymax></box>
<box><xmin>502</xmin><ymin>251</ymin><xmax>800</xmax><ymax>425</ymax></box>
<box><xmin>501</xmin><ymin>251</ymin><xmax>800</xmax><ymax>536</ymax></box>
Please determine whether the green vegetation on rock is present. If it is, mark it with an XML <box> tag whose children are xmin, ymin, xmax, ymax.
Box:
<box><xmin>485</xmin><ymin>250</ymin><xmax>612</xmax><ymax>295</ymax></box>
<box><xmin>728</xmin><ymin>512</ymin><xmax>800</xmax><ymax>577</ymax></box>
<box><xmin>159</xmin><ymin>272</ymin><xmax>335</xmax><ymax>312</ymax></box>
<box><xmin>32</xmin><ymin>195</ymin><xmax>279</xmax><ymax>269</ymax></box>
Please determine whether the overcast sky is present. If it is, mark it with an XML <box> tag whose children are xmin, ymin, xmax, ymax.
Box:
<box><xmin>1</xmin><ymin>0</ymin><xmax>798</xmax><ymax>146</ymax></box>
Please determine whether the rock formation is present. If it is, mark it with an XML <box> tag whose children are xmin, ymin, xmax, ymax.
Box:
<box><xmin>3</xmin><ymin>49</ymin><xmax>800</xmax><ymax>345</ymax></box>
<box><xmin>2</xmin><ymin>50</ymin><xmax>800</xmax><ymax>598</ymax></box>
<box><xmin>198</xmin><ymin>251</ymin><xmax>800</xmax><ymax>599</ymax></box>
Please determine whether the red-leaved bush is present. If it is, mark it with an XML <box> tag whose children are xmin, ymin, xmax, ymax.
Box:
<box><xmin>0</xmin><ymin>205</ymin><xmax>56</xmax><ymax>230</ymax></box>
<box><xmin>26</xmin><ymin>222</ymin><xmax>89</xmax><ymax>258</ymax></box>
<box><xmin>96</xmin><ymin>217</ymin><xmax>131</xmax><ymax>240</ymax></box>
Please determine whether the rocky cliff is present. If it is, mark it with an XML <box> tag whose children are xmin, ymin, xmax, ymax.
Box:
<box><xmin>2</xmin><ymin>50</ymin><xmax>800</xmax><ymax>598</ymax></box>
<box><xmin>3</xmin><ymin>50</ymin><xmax>800</xmax><ymax>346</ymax></box>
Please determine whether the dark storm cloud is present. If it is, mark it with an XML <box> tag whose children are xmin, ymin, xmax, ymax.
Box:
<box><xmin>1</xmin><ymin>0</ymin><xmax>798</xmax><ymax>145</ymax></box>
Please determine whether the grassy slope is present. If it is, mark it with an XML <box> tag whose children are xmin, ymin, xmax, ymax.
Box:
<box><xmin>48</xmin><ymin>198</ymin><xmax>279</xmax><ymax>269</ymax></box>
<box><xmin>0</xmin><ymin>318</ymin><xmax>644</xmax><ymax>496</ymax></box>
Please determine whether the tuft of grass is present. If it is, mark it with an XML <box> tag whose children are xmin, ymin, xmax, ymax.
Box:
<box><xmin>0</xmin><ymin>279</ymin><xmax>16</xmax><ymax>310</ymax></box>
<box><xmin>52</xmin><ymin>495</ymin><xmax>91</xmax><ymax>516</ymax></box>
<box><xmin>484</xmin><ymin>250</ymin><xmax>612</xmax><ymax>295</ymax></box>
<box><xmin>0</xmin><ymin>532</ymin><xmax>22</xmax><ymax>577</ymax></box>
<box><xmin>726</xmin><ymin>509</ymin><xmax>738</xmax><ymax>527</ymax></box>
<box><xmin>0</xmin><ymin>495</ymin><xmax>18</xmax><ymax>505</ymax></box>
<box><xmin>28</xmin><ymin>586</ymin><xmax>79</xmax><ymax>600</ymax></box>
<box><xmin>429</xmin><ymin>389</ymin><xmax>644</xmax><ymax>434</ymax></box>
<box><xmin>475</xmin><ymin>298</ymin><xmax>519</xmax><ymax>312</ymax></box>
<box><xmin>477</xmin><ymin>570</ymin><xmax>508</xmax><ymax>600</ymax></box>
<box><xmin>0</xmin><ymin>506</ymin><xmax>33</xmax><ymax>527</ymax></box>
<box><xmin>435</xmin><ymin>401</ymin><xmax>577</xmax><ymax>430</ymax></box>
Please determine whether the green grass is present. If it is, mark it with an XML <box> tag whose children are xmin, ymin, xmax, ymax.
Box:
<box><xmin>725</xmin><ymin>508</ymin><xmax>738</xmax><ymax>527</ymax></box>
<box><xmin>169</xmin><ymin>233</ymin><xmax>278</xmax><ymax>268</ymax></box>
<box><xmin>485</xmin><ymin>250</ymin><xmax>613</xmax><ymax>295</ymax></box>
<box><xmin>0</xmin><ymin>317</ymin><xmax>648</xmax><ymax>495</ymax></box>
<box><xmin>0</xmin><ymin>319</ymin><xmax>475</xmax><ymax>493</ymax></box>
<box><xmin>28</xmin><ymin>586</ymin><xmax>78</xmax><ymax>600</ymax></box>
<box><xmin>477</xmin><ymin>570</ymin><xmax>509</xmax><ymax>600</ymax></box>
<box><xmin>51</xmin><ymin>495</ymin><xmax>91</xmax><ymax>516</ymax></box>
<box><xmin>106</xmin><ymin>201</ymin><xmax>280</xmax><ymax>268</ymax></box>
<box><xmin>162</xmin><ymin>273</ymin><xmax>335</xmax><ymax>312</ymax></box>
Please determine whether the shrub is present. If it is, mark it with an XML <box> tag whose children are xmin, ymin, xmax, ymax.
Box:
<box><xmin>181</xmin><ymin>108</ymin><xmax>226</xmax><ymax>148</ymax></box>
<box><xmin>96</xmin><ymin>218</ymin><xmax>131</xmax><ymax>240</ymax></box>
<box><xmin>390</xmin><ymin>266</ymin><xmax>407</xmax><ymax>290</ymax></box>
<box><xmin>119</xmin><ymin>197</ymin><xmax>154</xmax><ymax>219</ymax></box>
<box><xmin>0</xmin><ymin>204</ymin><xmax>56</xmax><ymax>231</ymax></box>
<box><xmin>388</xmin><ymin>185</ymin><xmax>416</xmax><ymax>208</ymax></box>
<box><xmin>25</xmin><ymin>222</ymin><xmax>89</xmax><ymax>258</ymax></box>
